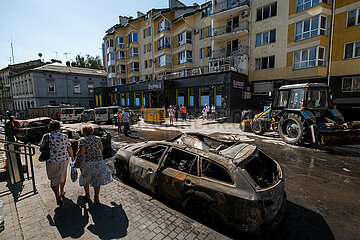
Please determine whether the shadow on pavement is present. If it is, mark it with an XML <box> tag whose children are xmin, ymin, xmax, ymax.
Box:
<box><xmin>87</xmin><ymin>201</ymin><xmax>128</xmax><ymax>240</ymax></box>
<box><xmin>47</xmin><ymin>196</ymin><xmax>89</xmax><ymax>238</ymax></box>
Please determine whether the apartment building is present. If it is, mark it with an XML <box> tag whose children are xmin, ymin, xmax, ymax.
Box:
<box><xmin>99</xmin><ymin>0</ymin><xmax>252</xmax><ymax>120</ymax></box>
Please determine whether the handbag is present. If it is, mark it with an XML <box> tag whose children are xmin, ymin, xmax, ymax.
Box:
<box><xmin>39</xmin><ymin>134</ymin><xmax>50</xmax><ymax>162</ymax></box>
<box><xmin>73</xmin><ymin>155</ymin><xmax>85</xmax><ymax>168</ymax></box>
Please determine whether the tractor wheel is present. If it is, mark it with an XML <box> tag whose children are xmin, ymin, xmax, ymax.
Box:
<box><xmin>279</xmin><ymin>113</ymin><xmax>307</xmax><ymax>144</ymax></box>
<box><xmin>252</xmin><ymin>120</ymin><xmax>265</xmax><ymax>135</ymax></box>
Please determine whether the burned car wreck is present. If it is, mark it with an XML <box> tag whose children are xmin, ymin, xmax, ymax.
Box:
<box><xmin>114</xmin><ymin>133</ymin><xmax>286</xmax><ymax>233</ymax></box>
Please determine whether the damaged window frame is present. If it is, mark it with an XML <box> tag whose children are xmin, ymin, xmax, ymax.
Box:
<box><xmin>136</xmin><ymin>145</ymin><xmax>169</xmax><ymax>165</ymax></box>
<box><xmin>200</xmin><ymin>157</ymin><xmax>234</xmax><ymax>185</ymax></box>
<box><xmin>163</xmin><ymin>147</ymin><xmax>199</xmax><ymax>176</ymax></box>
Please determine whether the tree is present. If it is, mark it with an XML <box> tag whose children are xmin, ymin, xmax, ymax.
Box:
<box><xmin>72</xmin><ymin>54</ymin><xmax>103</xmax><ymax>70</ymax></box>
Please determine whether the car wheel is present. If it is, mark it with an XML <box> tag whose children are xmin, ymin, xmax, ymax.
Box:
<box><xmin>187</xmin><ymin>200</ymin><xmax>215</xmax><ymax>226</ymax></box>
<box><xmin>114</xmin><ymin>161</ymin><xmax>129</xmax><ymax>183</ymax></box>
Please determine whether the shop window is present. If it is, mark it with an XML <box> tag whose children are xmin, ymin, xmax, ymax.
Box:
<box><xmin>201</xmin><ymin>158</ymin><xmax>232</xmax><ymax>184</ymax></box>
<box><xmin>121</xmin><ymin>93</ymin><xmax>125</xmax><ymax>106</ymax></box>
<box><xmin>215</xmin><ymin>86</ymin><xmax>224</xmax><ymax>107</ymax></box>
<box><xmin>177</xmin><ymin>89</ymin><xmax>185</xmax><ymax>105</ymax></box>
<box><xmin>188</xmin><ymin>88</ymin><xmax>194</xmax><ymax>107</ymax></box>
<box><xmin>135</xmin><ymin>92</ymin><xmax>140</xmax><ymax>106</ymax></box>
<box><xmin>200</xmin><ymin>87</ymin><xmax>210</xmax><ymax>106</ymax></box>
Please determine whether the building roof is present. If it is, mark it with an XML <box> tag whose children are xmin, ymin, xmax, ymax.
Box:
<box><xmin>31</xmin><ymin>63</ymin><xmax>107</xmax><ymax>77</ymax></box>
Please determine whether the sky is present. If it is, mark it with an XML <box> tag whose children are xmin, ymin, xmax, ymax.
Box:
<box><xmin>0</xmin><ymin>0</ymin><xmax>206</xmax><ymax>69</ymax></box>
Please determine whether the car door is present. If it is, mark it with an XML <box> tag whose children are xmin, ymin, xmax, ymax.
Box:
<box><xmin>129</xmin><ymin>144</ymin><xmax>168</xmax><ymax>193</ymax></box>
<box><xmin>156</xmin><ymin>147</ymin><xmax>199</xmax><ymax>204</ymax></box>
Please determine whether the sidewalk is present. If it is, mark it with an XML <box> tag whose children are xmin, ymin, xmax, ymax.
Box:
<box><xmin>0</xmin><ymin>145</ymin><xmax>230</xmax><ymax>240</ymax></box>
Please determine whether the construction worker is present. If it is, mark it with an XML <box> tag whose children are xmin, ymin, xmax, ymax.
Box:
<box><xmin>140</xmin><ymin>106</ymin><xmax>145</xmax><ymax>119</ymax></box>
<box><xmin>180</xmin><ymin>105</ymin><xmax>187</xmax><ymax>121</ymax></box>
<box><xmin>117</xmin><ymin>110</ymin><xmax>123</xmax><ymax>132</ymax></box>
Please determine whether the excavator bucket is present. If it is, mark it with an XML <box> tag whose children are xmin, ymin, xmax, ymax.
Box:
<box><xmin>312</xmin><ymin>127</ymin><xmax>360</xmax><ymax>146</ymax></box>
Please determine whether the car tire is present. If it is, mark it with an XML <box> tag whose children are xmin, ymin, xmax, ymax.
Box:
<box><xmin>186</xmin><ymin>200</ymin><xmax>215</xmax><ymax>226</ymax></box>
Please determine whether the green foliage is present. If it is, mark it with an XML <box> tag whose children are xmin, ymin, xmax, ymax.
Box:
<box><xmin>72</xmin><ymin>54</ymin><xmax>103</xmax><ymax>70</ymax></box>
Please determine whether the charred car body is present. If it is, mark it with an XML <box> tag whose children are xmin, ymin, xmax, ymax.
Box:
<box><xmin>16</xmin><ymin>117</ymin><xmax>52</xmax><ymax>143</ymax></box>
<box><xmin>114</xmin><ymin>133</ymin><xmax>286</xmax><ymax>233</ymax></box>
<box><xmin>60</xmin><ymin>124</ymin><xmax>111</xmax><ymax>153</ymax></box>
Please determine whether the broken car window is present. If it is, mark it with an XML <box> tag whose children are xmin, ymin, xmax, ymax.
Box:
<box><xmin>137</xmin><ymin>145</ymin><xmax>167</xmax><ymax>164</ymax></box>
<box><xmin>201</xmin><ymin>158</ymin><xmax>232</xmax><ymax>184</ymax></box>
<box><xmin>164</xmin><ymin>148</ymin><xmax>198</xmax><ymax>176</ymax></box>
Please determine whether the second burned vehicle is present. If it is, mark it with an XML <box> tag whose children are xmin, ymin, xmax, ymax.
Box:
<box><xmin>114</xmin><ymin>133</ymin><xmax>286</xmax><ymax>233</ymax></box>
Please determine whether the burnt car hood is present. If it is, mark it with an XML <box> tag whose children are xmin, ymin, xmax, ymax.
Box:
<box><xmin>219</xmin><ymin>144</ymin><xmax>257</xmax><ymax>166</ymax></box>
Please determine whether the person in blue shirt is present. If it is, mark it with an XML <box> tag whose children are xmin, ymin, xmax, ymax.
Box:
<box><xmin>122</xmin><ymin>107</ymin><xmax>131</xmax><ymax>136</ymax></box>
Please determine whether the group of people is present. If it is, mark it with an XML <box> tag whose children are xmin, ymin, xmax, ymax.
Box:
<box><xmin>39</xmin><ymin>120</ymin><xmax>112</xmax><ymax>206</ymax></box>
<box><xmin>202</xmin><ymin>104</ymin><xmax>216</xmax><ymax>120</ymax></box>
<box><xmin>115</xmin><ymin>107</ymin><xmax>131</xmax><ymax>136</ymax></box>
<box><xmin>167</xmin><ymin>104</ymin><xmax>187</xmax><ymax>126</ymax></box>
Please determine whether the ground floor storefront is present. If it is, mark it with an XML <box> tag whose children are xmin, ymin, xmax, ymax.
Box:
<box><xmin>94</xmin><ymin>71</ymin><xmax>252</xmax><ymax>122</ymax></box>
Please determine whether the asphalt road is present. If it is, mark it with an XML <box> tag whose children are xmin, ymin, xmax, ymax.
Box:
<box><xmin>64</xmin><ymin>122</ymin><xmax>360</xmax><ymax>240</ymax></box>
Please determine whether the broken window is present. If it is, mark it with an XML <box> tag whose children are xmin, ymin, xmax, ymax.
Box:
<box><xmin>201</xmin><ymin>158</ymin><xmax>232</xmax><ymax>184</ymax></box>
<box><xmin>137</xmin><ymin>145</ymin><xmax>168</xmax><ymax>164</ymax></box>
<box><xmin>164</xmin><ymin>148</ymin><xmax>198</xmax><ymax>176</ymax></box>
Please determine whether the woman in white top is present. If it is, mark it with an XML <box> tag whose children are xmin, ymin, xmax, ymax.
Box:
<box><xmin>168</xmin><ymin>106</ymin><xmax>174</xmax><ymax>126</ymax></box>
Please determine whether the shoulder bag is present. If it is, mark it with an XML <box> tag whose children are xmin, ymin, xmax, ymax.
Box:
<box><xmin>39</xmin><ymin>133</ymin><xmax>50</xmax><ymax>162</ymax></box>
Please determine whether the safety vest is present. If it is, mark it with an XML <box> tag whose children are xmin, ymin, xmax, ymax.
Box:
<box><xmin>140</xmin><ymin>107</ymin><xmax>145</xmax><ymax>111</ymax></box>
<box><xmin>117</xmin><ymin>113</ymin><xmax>122</xmax><ymax>123</ymax></box>
<box><xmin>181</xmin><ymin>106</ymin><xmax>186</xmax><ymax>113</ymax></box>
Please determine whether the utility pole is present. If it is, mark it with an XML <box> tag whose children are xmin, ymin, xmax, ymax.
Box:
<box><xmin>54</xmin><ymin>51</ymin><xmax>58</xmax><ymax>59</ymax></box>
<box><xmin>10</xmin><ymin>39</ymin><xmax>15</xmax><ymax>64</ymax></box>
<box><xmin>64</xmin><ymin>52</ymin><xmax>72</xmax><ymax>61</ymax></box>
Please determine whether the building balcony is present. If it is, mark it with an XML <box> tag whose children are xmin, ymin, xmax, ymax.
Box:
<box><xmin>107</xmin><ymin>47</ymin><xmax>115</xmax><ymax>54</ymax></box>
<box><xmin>213</xmin><ymin>0</ymin><xmax>249</xmax><ymax>17</ymax></box>
<box><xmin>212</xmin><ymin>20</ymin><xmax>249</xmax><ymax>41</ymax></box>
<box><xmin>108</xmin><ymin>59</ymin><xmax>115</xmax><ymax>66</ymax></box>
<box><xmin>108</xmin><ymin>72</ymin><xmax>116</xmax><ymax>79</ymax></box>
<box><xmin>211</xmin><ymin>45</ymin><xmax>249</xmax><ymax>59</ymax></box>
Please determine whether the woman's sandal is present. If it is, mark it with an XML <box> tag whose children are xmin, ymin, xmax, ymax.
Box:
<box><xmin>60</xmin><ymin>192</ymin><xmax>66</xmax><ymax>199</ymax></box>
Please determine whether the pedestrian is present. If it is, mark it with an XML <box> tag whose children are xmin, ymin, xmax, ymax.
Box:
<box><xmin>205</xmin><ymin>104</ymin><xmax>210</xmax><ymax>119</ymax></box>
<box><xmin>40</xmin><ymin>120</ymin><xmax>75</xmax><ymax>206</ymax></box>
<box><xmin>202</xmin><ymin>106</ymin><xmax>207</xmax><ymax>120</ymax></box>
<box><xmin>76</xmin><ymin>124</ymin><xmax>113</xmax><ymax>204</ymax></box>
<box><xmin>168</xmin><ymin>106</ymin><xmax>174</xmax><ymax>126</ymax></box>
<box><xmin>140</xmin><ymin>105</ymin><xmax>145</xmax><ymax>119</ymax></box>
<box><xmin>122</xmin><ymin>107</ymin><xmax>131</xmax><ymax>136</ymax></box>
<box><xmin>174</xmin><ymin>105</ymin><xmax>179</xmax><ymax>121</ymax></box>
<box><xmin>181</xmin><ymin>105</ymin><xmax>187</xmax><ymax>121</ymax></box>
<box><xmin>211</xmin><ymin>104</ymin><xmax>216</xmax><ymax>120</ymax></box>
<box><xmin>241</xmin><ymin>109</ymin><xmax>252</xmax><ymax>122</ymax></box>
<box><xmin>116</xmin><ymin>110</ymin><xmax>123</xmax><ymax>132</ymax></box>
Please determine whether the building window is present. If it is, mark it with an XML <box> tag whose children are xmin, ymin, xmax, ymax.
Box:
<box><xmin>73</xmin><ymin>82</ymin><xmax>81</xmax><ymax>93</ymax></box>
<box><xmin>130</xmin><ymin>62</ymin><xmax>139</xmax><ymax>72</ymax></box>
<box><xmin>177</xmin><ymin>31</ymin><xmax>192</xmax><ymax>46</ymax></box>
<box><xmin>158</xmin><ymin>19</ymin><xmax>171</xmax><ymax>33</ymax></box>
<box><xmin>201</xmin><ymin>6</ymin><xmax>211</xmax><ymax>18</ymax></box>
<box><xmin>188</xmin><ymin>88</ymin><xmax>194</xmax><ymax>106</ymax></box>
<box><xmin>116</xmin><ymin>36</ymin><xmax>124</xmax><ymax>47</ymax></box>
<box><xmin>207</xmin><ymin>46</ymin><xmax>212</xmax><ymax>57</ymax></box>
<box><xmin>116</xmin><ymin>51</ymin><xmax>125</xmax><ymax>60</ymax></box>
<box><xmin>129</xmin><ymin>47</ymin><xmax>139</xmax><ymax>58</ymax></box>
<box><xmin>135</xmin><ymin>92</ymin><xmax>140</xmax><ymax>106</ymax></box>
<box><xmin>255</xmin><ymin>56</ymin><xmax>275</xmax><ymax>70</ymax></box>
<box><xmin>345</xmin><ymin>41</ymin><xmax>360</xmax><ymax>59</ymax></box>
<box><xmin>215</xmin><ymin>86</ymin><xmax>224</xmax><ymax>107</ymax></box>
<box><xmin>143</xmin><ymin>29</ymin><xmax>147</xmax><ymax>38</ymax></box>
<box><xmin>158</xmin><ymin>55</ymin><xmax>172</xmax><ymax>67</ymax></box>
<box><xmin>200</xmin><ymin>48</ymin><xmax>205</xmax><ymax>58</ymax></box>
<box><xmin>130</xmin><ymin>76</ymin><xmax>140</xmax><ymax>83</ymax></box>
<box><xmin>117</xmin><ymin>64</ymin><xmax>126</xmax><ymax>74</ymax></box>
<box><xmin>149</xmin><ymin>43</ymin><xmax>152</xmax><ymax>51</ymax></box>
<box><xmin>295</xmin><ymin>15</ymin><xmax>327</xmax><ymax>41</ymax></box>
<box><xmin>48</xmin><ymin>82</ymin><xmax>55</xmax><ymax>93</ymax></box>
<box><xmin>200</xmin><ymin>87</ymin><xmax>210</xmax><ymax>106</ymax></box>
<box><xmin>294</xmin><ymin>46</ymin><xmax>326</xmax><ymax>69</ymax></box>
<box><xmin>145</xmin><ymin>60</ymin><xmax>148</xmax><ymax>69</ymax></box>
<box><xmin>347</xmin><ymin>9</ymin><xmax>360</xmax><ymax>27</ymax></box>
<box><xmin>226</xmin><ymin>16</ymin><xmax>239</xmax><ymax>32</ymax></box>
<box><xmin>106</xmin><ymin>39</ymin><xmax>114</xmax><ymax>48</ymax></box>
<box><xmin>207</xmin><ymin>26</ymin><xmax>212</xmax><ymax>37</ymax></box>
<box><xmin>200</xmin><ymin>28</ymin><xmax>205</xmax><ymax>39</ymax></box>
<box><xmin>88</xmin><ymin>83</ymin><xmax>94</xmax><ymax>93</ymax></box>
<box><xmin>342</xmin><ymin>77</ymin><xmax>360</xmax><ymax>92</ymax></box>
<box><xmin>128</xmin><ymin>32</ymin><xmax>138</xmax><ymax>43</ymax></box>
<box><xmin>144</xmin><ymin>44</ymin><xmax>147</xmax><ymax>54</ymax></box>
<box><xmin>158</xmin><ymin>37</ymin><xmax>171</xmax><ymax>50</ymax></box>
<box><xmin>256</xmin><ymin>2</ymin><xmax>277</xmax><ymax>21</ymax></box>
<box><xmin>256</xmin><ymin>29</ymin><xmax>276</xmax><ymax>46</ymax></box>
<box><xmin>176</xmin><ymin>89</ymin><xmax>185</xmax><ymax>105</ymax></box>
<box><xmin>177</xmin><ymin>50</ymin><xmax>192</xmax><ymax>64</ymax></box>
<box><xmin>296</xmin><ymin>0</ymin><xmax>329</xmax><ymax>13</ymax></box>
<box><xmin>149</xmin><ymin>27</ymin><xmax>152</xmax><ymax>36</ymax></box>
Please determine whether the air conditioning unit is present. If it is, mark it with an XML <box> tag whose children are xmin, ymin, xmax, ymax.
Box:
<box><xmin>194</xmin><ymin>28</ymin><xmax>199</xmax><ymax>34</ymax></box>
<box><xmin>241</xmin><ymin>10</ymin><xmax>248</xmax><ymax>17</ymax></box>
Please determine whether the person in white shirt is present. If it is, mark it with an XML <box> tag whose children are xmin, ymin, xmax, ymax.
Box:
<box><xmin>168</xmin><ymin>106</ymin><xmax>174</xmax><ymax>126</ymax></box>
<box><xmin>211</xmin><ymin>104</ymin><xmax>216</xmax><ymax>120</ymax></box>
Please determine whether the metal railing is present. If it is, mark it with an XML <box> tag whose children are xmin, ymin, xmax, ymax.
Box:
<box><xmin>213</xmin><ymin>20</ymin><xmax>249</xmax><ymax>37</ymax></box>
<box><xmin>0</xmin><ymin>139</ymin><xmax>36</xmax><ymax>194</ymax></box>
<box><xmin>212</xmin><ymin>45</ymin><xmax>249</xmax><ymax>58</ymax></box>
<box><xmin>213</xmin><ymin>0</ymin><xmax>249</xmax><ymax>14</ymax></box>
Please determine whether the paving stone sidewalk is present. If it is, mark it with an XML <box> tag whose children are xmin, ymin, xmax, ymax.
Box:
<box><xmin>0</xmin><ymin>146</ymin><xmax>230</xmax><ymax>240</ymax></box>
